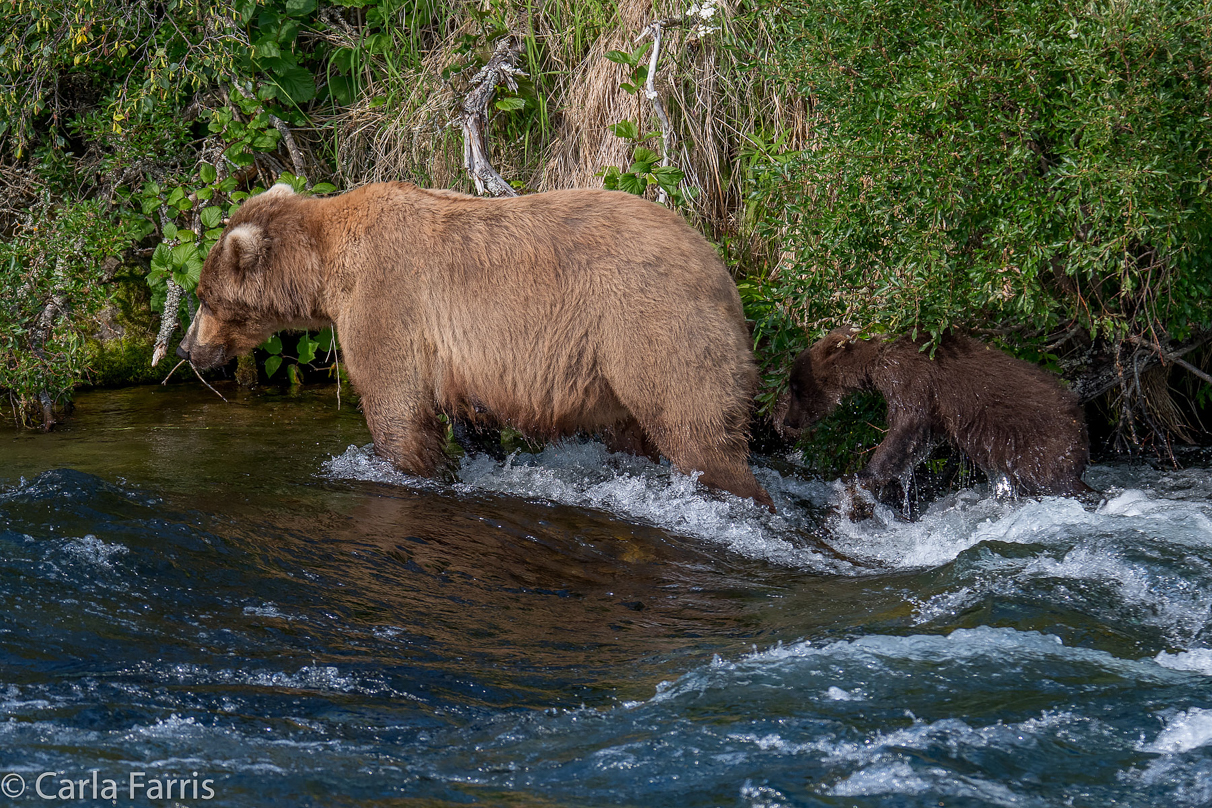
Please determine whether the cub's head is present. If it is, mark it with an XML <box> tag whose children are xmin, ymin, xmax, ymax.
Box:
<box><xmin>783</xmin><ymin>326</ymin><xmax>872</xmax><ymax>429</ymax></box>
<box><xmin>177</xmin><ymin>184</ymin><xmax>323</xmax><ymax>369</ymax></box>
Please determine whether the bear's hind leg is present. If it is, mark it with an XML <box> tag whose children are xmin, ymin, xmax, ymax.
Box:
<box><xmin>648</xmin><ymin>424</ymin><xmax>773</xmax><ymax>510</ymax></box>
<box><xmin>602</xmin><ymin>417</ymin><xmax>661</xmax><ymax>463</ymax></box>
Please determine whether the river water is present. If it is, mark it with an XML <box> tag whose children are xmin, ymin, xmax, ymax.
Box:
<box><xmin>2</xmin><ymin>385</ymin><xmax>1211</xmax><ymax>806</ymax></box>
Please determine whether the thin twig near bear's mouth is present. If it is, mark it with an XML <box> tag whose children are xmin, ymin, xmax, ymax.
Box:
<box><xmin>161</xmin><ymin>358</ymin><xmax>228</xmax><ymax>402</ymax></box>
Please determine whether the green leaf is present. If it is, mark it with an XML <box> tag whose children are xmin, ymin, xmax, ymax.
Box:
<box><xmin>250</xmin><ymin>130</ymin><xmax>281</xmax><ymax>151</ymax></box>
<box><xmin>494</xmin><ymin>96</ymin><xmax>526</xmax><ymax>111</ymax></box>
<box><xmin>150</xmin><ymin>243</ymin><xmax>173</xmax><ymax>271</ymax></box>
<box><xmin>284</xmin><ymin>0</ymin><xmax>317</xmax><ymax>15</ymax></box>
<box><xmin>272</xmin><ymin>65</ymin><xmax>316</xmax><ymax>104</ymax></box>
<box><xmin>632</xmin><ymin>146</ymin><xmax>660</xmax><ymax>164</ymax></box>
<box><xmin>262</xmin><ymin>334</ymin><xmax>283</xmax><ymax>355</ymax></box>
<box><xmin>264</xmin><ymin>355</ymin><xmax>283</xmax><ymax>377</ymax></box>
<box><xmin>162</xmin><ymin>222</ymin><xmax>178</xmax><ymax>242</ymax></box>
<box><xmin>618</xmin><ymin>173</ymin><xmax>647</xmax><ymax>195</ymax></box>
<box><xmin>315</xmin><ymin>326</ymin><xmax>335</xmax><ymax>352</ymax></box>
<box><xmin>609</xmin><ymin>120</ymin><xmax>640</xmax><ymax>141</ymax></box>
<box><xmin>311</xmin><ymin>182</ymin><xmax>337</xmax><ymax>194</ymax></box>
<box><xmin>604</xmin><ymin>49</ymin><xmax>637</xmax><ymax>67</ymax></box>
<box><xmin>199</xmin><ymin>163</ymin><xmax>217</xmax><ymax>184</ymax></box>
<box><xmin>277</xmin><ymin>20</ymin><xmax>301</xmax><ymax>43</ymax></box>
<box><xmin>296</xmin><ymin>333</ymin><xmax>317</xmax><ymax>364</ymax></box>
<box><xmin>649</xmin><ymin>165</ymin><xmax>685</xmax><ymax>188</ymax></box>
<box><xmin>200</xmin><ymin>206</ymin><xmax>223</xmax><ymax>229</ymax></box>
<box><xmin>597</xmin><ymin>166</ymin><xmax>621</xmax><ymax>190</ymax></box>
<box><xmin>254</xmin><ymin>38</ymin><xmax>281</xmax><ymax>60</ymax></box>
<box><xmin>171</xmin><ymin>243</ymin><xmax>197</xmax><ymax>267</ymax></box>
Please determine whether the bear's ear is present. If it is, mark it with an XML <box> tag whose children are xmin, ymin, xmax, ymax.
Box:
<box><xmin>823</xmin><ymin>334</ymin><xmax>851</xmax><ymax>356</ymax></box>
<box><xmin>263</xmin><ymin>182</ymin><xmax>295</xmax><ymax>198</ymax></box>
<box><xmin>225</xmin><ymin>223</ymin><xmax>267</xmax><ymax>276</ymax></box>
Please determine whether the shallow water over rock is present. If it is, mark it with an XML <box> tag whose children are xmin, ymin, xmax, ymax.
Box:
<box><xmin>2</xmin><ymin>385</ymin><xmax>1211</xmax><ymax>806</ymax></box>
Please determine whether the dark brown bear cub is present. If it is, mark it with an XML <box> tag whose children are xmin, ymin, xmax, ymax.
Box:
<box><xmin>784</xmin><ymin>327</ymin><xmax>1090</xmax><ymax>497</ymax></box>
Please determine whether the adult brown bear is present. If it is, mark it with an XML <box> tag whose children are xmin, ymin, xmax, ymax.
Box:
<box><xmin>177</xmin><ymin>182</ymin><xmax>773</xmax><ymax>508</ymax></box>
<box><xmin>783</xmin><ymin>327</ymin><xmax>1090</xmax><ymax>498</ymax></box>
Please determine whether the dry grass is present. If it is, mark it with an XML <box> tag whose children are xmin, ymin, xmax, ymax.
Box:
<box><xmin>537</xmin><ymin>0</ymin><xmax>654</xmax><ymax>192</ymax></box>
<box><xmin>320</xmin><ymin>7</ymin><xmax>469</xmax><ymax>188</ymax></box>
<box><xmin>318</xmin><ymin>0</ymin><xmax>813</xmax><ymax>277</ymax></box>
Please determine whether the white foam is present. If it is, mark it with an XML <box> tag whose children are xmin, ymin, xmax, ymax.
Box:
<box><xmin>324</xmin><ymin>447</ymin><xmax>1212</xmax><ymax>591</ymax></box>
<box><xmin>1154</xmin><ymin>649</ymin><xmax>1212</xmax><ymax>675</ymax></box>
<box><xmin>325</xmin><ymin>442</ymin><xmax>847</xmax><ymax>572</ymax></box>
<box><xmin>1022</xmin><ymin>546</ymin><xmax>1212</xmax><ymax>643</ymax></box>
<box><xmin>62</xmin><ymin>534</ymin><xmax>128</xmax><ymax>568</ymax></box>
<box><xmin>243</xmin><ymin>603</ymin><xmax>294</xmax><ymax>619</ymax></box>
<box><xmin>825</xmin><ymin>686</ymin><xmax>861</xmax><ymax>701</ymax></box>
<box><xmin>739</xmin><ymin>780</ymin><xmax>793</xmax><ymax>808</ymax></box>
<box><xmin>1143</xmin><ymin>708</ymin><xmax>1212</xmax><ymax>754</ymax></box>
<box><xmin>159</xmin><ymin>663</ymin><xmax>403</xmax><ymax>698</ymax></box>
<box><xmin>828</xmin><ymin>760</ymin><xmax>933</xmax><ymax>796</ymax></box>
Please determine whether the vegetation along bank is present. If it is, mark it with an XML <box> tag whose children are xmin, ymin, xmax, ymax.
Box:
<box><xmin>2</xmin><ymin>0</ymin><xmax>1209</xmax><ymax>473</ymax></box>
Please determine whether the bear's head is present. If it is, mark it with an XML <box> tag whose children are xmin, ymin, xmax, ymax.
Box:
<box><xmin>177</xmin><ymin>184</ymin><xmax>326</xmax><ymax>370</ymax></box>
<box><xmin>783</xmin><ymin>327</ymin><xmax>871</xmax><ymax>429</ymax></box>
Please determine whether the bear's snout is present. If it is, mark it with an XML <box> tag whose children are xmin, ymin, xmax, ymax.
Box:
<box><xmin>176</xmin><ymin>343</ymin><xmax>190</xmax><ymax>361</ymax></box>
<box><xmin>783</xmin><ymin>403</ymin><xmax>804</xmax><ymax>429</ymax></box>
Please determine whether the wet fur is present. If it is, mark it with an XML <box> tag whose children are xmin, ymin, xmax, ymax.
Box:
<box><xmin>179</xmin><ymin>182</ymin><xmax>772</xmax><ymax>508</ymax></box>
<box><xmin>784</xmin><ymin>328</ymin><xmax>1090</xmax><ymax>496</ymax></box>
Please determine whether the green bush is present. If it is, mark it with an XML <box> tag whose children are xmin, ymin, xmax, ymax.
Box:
<box><xmin>750</xmin><ymin>0</ymin><xmax>1212</xmax><ymax>353</ymax></box>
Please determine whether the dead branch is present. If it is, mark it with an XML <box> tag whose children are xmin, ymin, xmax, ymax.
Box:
<box><xmin>269</xmin><ymin>114</ymin><xmax>306</xmax><ymax>178</ymax></box>
<box><xmin>150</xmin><ymin>204</ymin><xmax>183</xmax><ymax>367</ymax></box>
<box><xmin>1065</xmin><ymin>330</ymin><xmax>1212</xmax><ymax>404</ymax></box>
<box><xmin>457</xmin><ymin>37</ymin><xmax>524</xmax><ymax>197</ymax></box>
<box><xmin>635</xmin><ymin>17</ymin><xmax>681</xmax><ymax>204</ymax></box>
<box><xmin>1129</xmin><ymin>334</ymin><xmax>1212</xmax><ymax>387</ymax></box>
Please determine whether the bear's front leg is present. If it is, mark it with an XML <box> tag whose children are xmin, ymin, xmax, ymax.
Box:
<box><xmin>360</xmin><ymin>390</ymin><xmax>448</xmax><ymax>478</ymax></box>
<box><xmin>858</xmin><ymin>415</ymin><xmax>933</xmax><ymax>494</ymax></box>
<box><xmin>338</xmin><ymin>312</ymin><xmax>448</xmax><ymax>478</ymax></box>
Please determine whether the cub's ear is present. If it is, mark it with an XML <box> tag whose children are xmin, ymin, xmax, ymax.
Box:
<box><xmin>821</xmin><ymin>334</ymin><xmax>850</xmax><ymax>356</ymax></box>
<box><xmin>225</xmin><ymin>223</ymin><xmax>267</xmax><ymax>276</ymax></box>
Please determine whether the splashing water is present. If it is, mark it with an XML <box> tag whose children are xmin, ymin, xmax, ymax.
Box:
<box><xmin>2</xmin><ymin>387</ymin><xmax>1212</xmax><ymax>806</ymax></box>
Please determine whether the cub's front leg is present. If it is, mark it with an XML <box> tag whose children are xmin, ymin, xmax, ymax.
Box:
<box><xmin>857</xmin><ymin>413</ymin><xmax>934</xmax><ymax>494</ymax></box>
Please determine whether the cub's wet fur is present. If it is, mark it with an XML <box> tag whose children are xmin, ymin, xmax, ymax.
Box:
<box><xmin>785</xmin><ymin>327</ymin><xmax>1090</xmax><ymax>499</ymax></box>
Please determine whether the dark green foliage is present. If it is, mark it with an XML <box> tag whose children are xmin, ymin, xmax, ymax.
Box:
<box><xmin>258</xmin><ymin>326</ymin><xmax>339</xmax><ymax>385</ymax></box>
<box><xmin>0</xmin><ymin>199</ymin><xmax>133</xmax><ymax>425</ymax></box>
<box><xmin>752</xmin><ymin>0</ymin><xmax>1212</xmax><ymax>349</ymax></box>
<box><xmin>793</xmin><ymin>390</ymin><xmax>888</xmax><ymax>478</ymax></box>
<box><xmin>0</xmin><ymin>0</ymin><xmax>336</xmax><ymax>424</ymax></box>
<box><xmin>2</xmin><ymin>0</ymin><xmax>1208</xmax><ymax>458</ymax></box>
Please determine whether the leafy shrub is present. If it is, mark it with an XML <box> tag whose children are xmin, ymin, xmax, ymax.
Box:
<box><xmin>752</xmin><ymin>0</ymin><xmax>1212</xmax><ymax>349</ymax></box>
